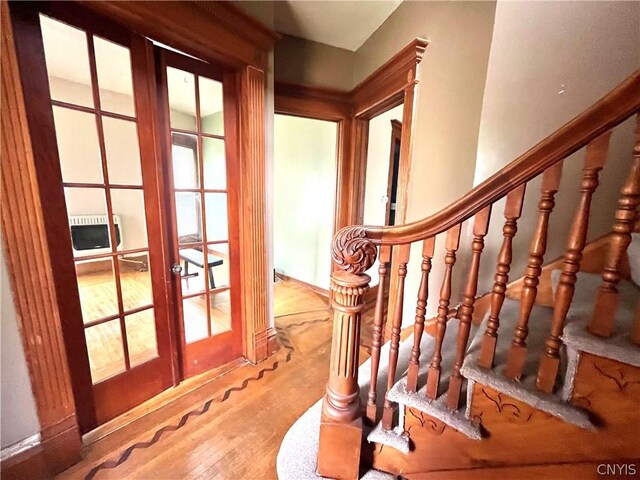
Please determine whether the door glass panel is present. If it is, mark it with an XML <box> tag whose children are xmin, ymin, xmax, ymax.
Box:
<box><xmin>103</xmin><ymin>117</ymin><xmax>142</xmax><ymax>185</ymax></box>
<box><xmin>205</xmin><ymin>244</ymin><xmax>229</xmax><ymax>290</ymax></box>
<box><xmin>179</xmin><ymin>247</ymin><xmax>207</xmax><ymax>295</ymax></box>
<box><xmin>86</xmin><ymin>319</ymin><xmax>126</xmax><ymax>383</ymax></box>
<box><xmin>64</xmin><ymin>188</ymin><xmax>113</xmax><ymax>253</ymax></box>
<box><xmin>183</xmin><ymin>295</ymin><xmax>208</xmax><ymax>344</ymax></box>
<box><xmin>125</xmin><ymin>309</ymin><xmax>158</xmax><ymax>368</ymax></box>
<box><xmin>75</xmin><ymin>258</ymin><xmax>118</xmax><ymax>323</ymax></box>
<box><xmin>167</xmin><ymin>67</ymin><xmax>197</xmax><ymax>131</ymax></box>
<box><xmin>171</xmin><ymin>133</ymin><xmax>199</xmax><ymax>188</ymax></box>
<box><xmin>202</xmin><ymin>137</ymin><xmax>226</xmax><ymax>190</ymax></box>
<box><xmin>205</xmin><ymin>193</ymin><xmax>228</xmax><ymax>242</ymax></box>
<box><xmin>175</xmin><ymin>193</ymin><xmax>202</xmax><ymax>243</ymax></box>
<box><xmin>119</xmin><ymin>253</ymin><xmax>152</xmax><ymax>311</ymax></box>
<box><xmin>40</xmin><ymin>15</ymin><xmax>94</xmax><ymax>108</ymax></box>
<box><xmin>93</xmin><ymin>36</ymin><xmax>135</xmax><ymax>117</ymax></box>
<box><xmin>199</xmin><ymin>77</ymin><xmax>224</xmax><ymax>136</ymax></box>
<box><xmin>53</xmin><ymin>107</ymin><xmax>102</xmax><ymax>183</ymax></box>
<box><xmin>111</xmin><ymin>189</ymin><xmax>148</xmax><ymax>250</ymax></box>
<box><xmin>209</xmin><ymin>290</ymin><xmax>231</xmax><ymax>335</ymax></box>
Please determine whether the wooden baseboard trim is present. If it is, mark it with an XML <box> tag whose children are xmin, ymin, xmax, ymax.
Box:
<box><xmin>276</xmin><ymin>273</ymin><xmax>330</xmax><ymax>298</ymax></box>
<box><xmin>0</xmin><ymin>425</ymin><xmax>81</xmax><ymax>480</ymax></box>
<box><xmin>267</xmin><ymin>326</ymin><xmax>280</xmax><ymax>357</ymax></box>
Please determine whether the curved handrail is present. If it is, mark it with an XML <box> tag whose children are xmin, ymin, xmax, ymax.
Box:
<box><xmin>332</xmin><ymin>70</ymin><xmax>640</xmax><ymax>273</ymax></box>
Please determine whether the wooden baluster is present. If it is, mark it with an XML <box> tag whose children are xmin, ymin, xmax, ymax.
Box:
<box><xmin>478</xmin><ymin>185</ymin><xmax>526</xmax><ymax>369</ymax></box>
<box><xmin>505</xmin><ymin>163</ymin><xmax>563</xmax><ymax>380</ymax></box>
<box><xmin>631</xmin><ymin>299</ymin><xmax>640</xmax><ymax>346</ymax></box>
<box><xmin>589</xmin><ymin>116</ymin><xmax>640</xmax><ymax>338</ymax></box>
<box><xmin>381</xmin><ymin>244</ymin><xmax>410</xmax><ymax>430</ymax></box>
<box><xmin>407</xmin><ymin>237</ymin><xmax>436</xmax><ymax>392</ymax></box>
<box><xmin>426</xmin><ymin>224</ymin><xmax>462</xmax><ymax>400</ymax></box>
<box><xmin>447</xmin><ymin>207</ymin><xmax>491</xmax><ymax>410</ymax></box>
<box><xmin>537</xmin><ymin>131</ymin><xmax>612</xmax><ymax>393</ymax></box>
<box><xmin>366</xmin><ymin>245</ymin><xmax>391</xmax><ymax>424</ymax></box>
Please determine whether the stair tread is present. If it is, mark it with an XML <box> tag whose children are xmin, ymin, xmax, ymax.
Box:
<box><xmin>461</xmin><ymin>299</ymin><xmax>594</xmax><ymax>430</ymax></box>
<box><xmin>551</xmin><ymin>270</ymin><xmax>640</xmax><ymax>367</ymax></box>
<box><xmin>386</xmin><ymin>377</ymin><xmax>482</xmax><ymax>440</ymax></box>
<box><xmin>367</xmin><ymin>423</ymin><xmax>410</xmax><ymax>454</ymax></box>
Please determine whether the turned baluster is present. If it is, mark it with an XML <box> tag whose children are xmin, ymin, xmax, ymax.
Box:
<box><xmin>318</xmin><ymin>228</ymin><xmax>376</xmax><ymax>480</ymax></box>
<box><xmin>426</xmin><ymin>224</ymin><xmax>462</xmax><ymax>400</ymax></box>
<box><xmin>631</xmin><ymin>299</ymin><xmax>640</xmax><ymax>345</ymax></box>
<box><xmin>505</xmin><ymin>162</ymin><xmax>563</xmax><ymax>380</ymax></box>
<box><xmin>589</xmin><ymin>115</ymin><xmax>640</xmax><ymax>338</ymax></box>
<box><xmin>381</xmin><ymin>244</ymin><xmax>410</xmax><ymax>430</ymax></box>
<box><xmin>366</xmin><ymin>245</ymin><xmax>391</xmax><ymax>424</ymax></box>
<box><xmin>447</xmin><ymin>207</ymin><xmax>491</xmax><ymax>410</ymax></box>
<box><xmin>536</xmin><ymin>131</ymin><xmax>612</xmax><ymax>393</ymax></box>
<box><xmin>478</xmin><ymin>185</ymin><xmax>526</xmax><ymax>369</ymax></box>
<box><xmin>407</xmin><ymin>237</ymin><xmax>436</xmax><ymax>392</ymax></box>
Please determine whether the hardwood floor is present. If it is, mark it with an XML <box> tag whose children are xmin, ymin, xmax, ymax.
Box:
<box><xmin>273</xmin><ymin>278</ymin><xmax>329</xmax><ymax>317</ymax></box>
<box><xmin>56</xmin><ymin>280</ymin><xmax>371</xmax><ymax>480</ymax></box>
<box><xmin>78</xmin><ymin>259</ymin><xmax>231</xmax><ymax>383</ymax></box>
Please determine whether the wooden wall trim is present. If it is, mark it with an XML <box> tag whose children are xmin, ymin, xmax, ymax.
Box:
<box><xmin>274</xmin><ymin>82</ymin><xmax>352</xmax><ymax>120</ymax></box>
<box><xmin>352</xmin><ymin>38</ymin><xmax>428</xmax><ymax>118</ymax></box>
<box><xmin>81</xmin><ymin>0</ymin><xmax>273</xmax><ymax>69</ymax></box>
<box><xmin>0</xmin><ymin>1</ymin><xmax>81</xmax><ymax>471</ymax></box>
<box><xmin>240</xmin><ymin>65</ymin><xmax>270</xmax><ymax>364</ymax></box>
<box><xmin>192</xmin><ymin>1</ymin><xmax>280</xmax><ymax>51</ymax></box>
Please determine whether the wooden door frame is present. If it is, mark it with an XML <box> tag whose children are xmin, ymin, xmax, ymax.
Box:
<box><xmin>1</xmin><ymin>0</ymin><xmax>277</xmax><ymax>475</ymax></box>
<box><xmin>274</xmin><ymin>39</ymin><xmax>427</xmax><ymax>310</ymax></box>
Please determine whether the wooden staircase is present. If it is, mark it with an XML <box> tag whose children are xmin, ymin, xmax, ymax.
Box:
<box><xmin>278</xmin><ymin>70</ymin><xmax>640</xmax><ymax>479</ymax></box>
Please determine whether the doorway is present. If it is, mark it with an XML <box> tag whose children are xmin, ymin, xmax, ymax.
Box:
<box><xmin>13</xmin><ymin>3</ymin><xmax>243</xmax><ymax>431</ymax></box>
<box><xmin>362</xmin><ymin>104</ymin><xmax>404</xmax><ymax>294</ymax></box>
<box><xmin>273</xmin><ymin>114</ymin><xmax>338</xmax><ymax>318</ymax></box>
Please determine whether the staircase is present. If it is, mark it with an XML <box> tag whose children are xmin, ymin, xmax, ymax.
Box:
<box><xmin>277</xmin><ymin>71</ymin><xmax>640</xmax><ymax>479</ymax></box>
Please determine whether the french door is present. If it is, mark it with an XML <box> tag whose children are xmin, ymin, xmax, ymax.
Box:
<box><xmin>12</xmin><ymin>3</ymin><xmax>242</xmax><ymax>431</ymax></box>
<box><xmin>157</xmin><ymin>50</ymin><xmax>243</xmax><ymax>378</ymax></box>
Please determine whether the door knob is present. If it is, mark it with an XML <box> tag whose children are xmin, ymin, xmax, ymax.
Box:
<box><xmin>171</xmin><ymin>263</ymin><xmax>183</xmax><ymax>275</ymax></box>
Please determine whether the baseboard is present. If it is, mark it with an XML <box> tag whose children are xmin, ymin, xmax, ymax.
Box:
<box><xmin>276</xmin><ymin>273</ymin><xmax>330</xmax><ymax>297</ymax></box>
<box><xmin>267</xmin><ymin>326</ymin><xmax>280</xmax><ymax>357</ymax></box>
<box><xmin>1</xmin><ymin>424</ymin><xmax>81</xmax><ymax>480</ymax></box>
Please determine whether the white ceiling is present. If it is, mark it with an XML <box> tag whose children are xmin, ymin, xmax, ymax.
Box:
<box><xmin>274</xmin><ymin>1</ymin><xmax>403</xmax><ymax>51</ymax></box>
<box><xmin>40</xmin><ymin>14</ymin><xmax>222</xmax><ymax>117</ymax></box>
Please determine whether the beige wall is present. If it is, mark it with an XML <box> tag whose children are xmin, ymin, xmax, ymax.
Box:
<box><xmin>275</xmin><ymin>35</ymin><xmax>355</xmax><ymax>91</ymax></box>
<box><xmin>355</xmin><ymin>1</ymin><xmax>497</xmax><ymax>323</ymax></box>
<box><xmin>474</xmin><ymin>1</ymin><xmax>640</xmax><ymax>293</ymax></box>
<box><xmin>1</xmin><ymin>234</ymin><xmax>41</xmax><ymax>451</ymax></box>
<box><xmin>273</xmin><ymin>115</ymin><xmax>338</xmax><ymax>290</ymax></box>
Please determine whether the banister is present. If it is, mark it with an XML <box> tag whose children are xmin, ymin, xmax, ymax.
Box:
<box><xmin>332</xmin><ymin>70</ymin><xmax>640</xmax><ymax>273</ymax></box>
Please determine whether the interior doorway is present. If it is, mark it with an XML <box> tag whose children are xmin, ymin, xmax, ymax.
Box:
<box><xmin>362</xmin><ymin>104</ymin><xmax>404</xmax><ymax>295</ymax></box>
<box><xmin>272</xmin><ymin>114</ymin><xmax>338</xmax><ymax>318</ymax></box>
<box><xmin>13</xmin><ymin>3</ymin><xmax>243</xmax><ymax>431</ymax></box>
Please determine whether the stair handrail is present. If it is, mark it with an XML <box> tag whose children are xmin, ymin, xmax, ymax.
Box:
<box><xmin>332</xmin><ymin>70</ymin><xmax>640</xmax><ymax>274</ymax></box>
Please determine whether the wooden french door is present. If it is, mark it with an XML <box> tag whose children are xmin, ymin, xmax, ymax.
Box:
<box><xmin>12</xmin><ymin>2</ymin><xmax>243</xmax><ymax>431</ymax></box>
<box><xmin>157</xmin><ymin>49</ymin><xmax>243</xmax><ymax>378</ymax></box>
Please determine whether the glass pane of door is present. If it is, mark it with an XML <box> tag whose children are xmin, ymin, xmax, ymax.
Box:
<box><xmin>40</xmin><ymin>14</ymin><xmax>160</xmax><ymax>385</ymax></box>
<box><xmin>163</xmin><ymin>53</ymin><xmax>239</xmax><ymax>377</ymax></box>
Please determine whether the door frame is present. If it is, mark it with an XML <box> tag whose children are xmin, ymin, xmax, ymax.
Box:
<box><xmin>2</xmin><ymin>0</ymin><xmax>276</xmax><ymax>474</ymax></box>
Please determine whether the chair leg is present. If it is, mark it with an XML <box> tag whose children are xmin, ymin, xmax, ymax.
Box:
<box><xmin>209</xmin><ymin>267</ymin><xmax>216</xmax><ymax>289</ymax></box>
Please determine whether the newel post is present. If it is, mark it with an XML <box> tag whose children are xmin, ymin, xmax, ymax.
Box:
<box><xmin>317</xmin><ymin>228</ymin><xmax>376</xmax><ymax>480</ymax></box>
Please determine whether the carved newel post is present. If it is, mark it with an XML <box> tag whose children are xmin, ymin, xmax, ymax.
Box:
<box><xmin>317</xmin><ymin>228</ymin><xmax>376</xmax><ymax>480</ymax></box>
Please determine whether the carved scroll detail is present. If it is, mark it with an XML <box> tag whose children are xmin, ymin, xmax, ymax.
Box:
<box><xmin>331</xmin><ymin>226</ymin><xmax>378</xmax><ymax>274</ymax></box>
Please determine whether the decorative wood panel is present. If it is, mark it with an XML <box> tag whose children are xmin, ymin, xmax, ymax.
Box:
<box><xmin>0</xmin><ymin>1</ymin><xmax>80</xmax><ymax>471</ymax></box>
<box><xmin>240</xmin><ymin>65</ymin><xmax>270</xmax><ymax>363</ymax></box>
